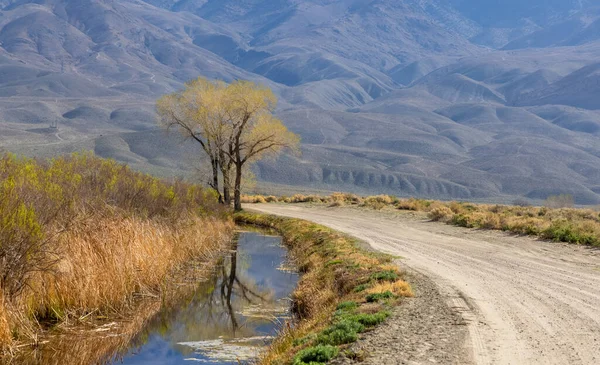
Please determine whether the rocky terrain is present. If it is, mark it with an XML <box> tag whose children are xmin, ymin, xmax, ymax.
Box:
<box><xmin>1</xmin><ymin>0</ymin><xmax>600</xmax><ymax>203</ymax></box>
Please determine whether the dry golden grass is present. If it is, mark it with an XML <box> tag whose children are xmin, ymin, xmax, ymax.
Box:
<box><xmin>0</xmin><ymin>153</ymin><xmax>233</xmax><ymax>357</ymax></box>
<box><xmin>25</xmin><ymin>216</ymin><xmax>232</xmax><ymax>321</ymax></box>
<box><xmin>427</xmin><ymin>203</ymin><xmax>600</xmax><ymax>245</ymax></box>
<box><xmin>242</xmin><ymin>192</ymin><xmax>600</xmax><ymax>247</ymax></box>
<box><xmin>360</xmin><ymin>195</ymin><xmax>396</xmax><ymax>210</ymax></box>
<box><xmin>366</xmin><ymin>281</ymin><xmax>414</xmax><ymax>298</ymax></box>
<box><xmin>0</xmin><ymin>290</ymin><xmax>10</xmax><ymax>349</ymax></box>
<box><xmin>11</xmin><ymin>236</ymin><xmax>230</xmax><ymax>365</ymax></box>
<box><xmin>428</xmin><ymin>205</ymin><xmax>454</xmax><ymax>222</ymax></box>
<box><xmin>2</xmin><ymin>215</ymin><xmax>233</xmax><ymax>357</ymax></box>
<box><xmin>395</xmin><ymin>197</ymin><xmax>431</xmax><ymax>211</ymax></box>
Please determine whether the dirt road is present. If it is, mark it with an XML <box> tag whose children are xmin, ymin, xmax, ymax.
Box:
<box><xmin>249</xmin><ymin>204</ymin><xmax>600</xmax><ymax>365</ymax></box>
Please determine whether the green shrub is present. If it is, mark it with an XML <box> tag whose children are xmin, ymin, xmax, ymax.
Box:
<box><xmin>541</xmin><ymin>221</ymin><xmax>599</xmax><ymax>245</ymax></box>
<box><xmin>336</xmin><ymin>301</ymin><xmax>358</xmax><ymax>311</ymax></box>
<box><xmin>353</xmin><ymin>284</ymin><xmax>369</xmax><ymax>293</ymax></box>
<box><xmin>451</xmin><ymin>214</ymin><xmax>471</xmax><ymax>227</ymax></box>
<box><xmin>292</xmin><ymin>345</ymin><xmax>339</xmax><ymax>365</ymax></box>
<box><xmin>371</xmin><ymin>271</ymin><xmax>399</xmax><ymax>282</ymax></box>
<box><xmin>319</xmin><ymin>330</ymin><xmax>356</xmax><ymax>346</ymax></box>
<box><xmin>315</xmin><ymin>318</ymin><xmax>367</xmax><ymax>347</ymax></box>
<box><xmin>350</xmin><ymin>312</ymin><xmax>390</xmax><ymax>327</ymax></box>
<box><xmin>366</xmin><ymin>291</ymin><xmax>395</xmax><ymax>303</ymax></box>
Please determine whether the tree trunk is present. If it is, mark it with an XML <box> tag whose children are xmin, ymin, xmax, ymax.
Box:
<box><xmin>233</xmin><ymin>162</ymin><xmax>243</xmax><ymax>211</ymax></box>
<box><xmin>222</xmin><ymin>171</ymin><xmax>231</xmax><ymax>206</ymax></box>
<box><xmin>219</xmin><ymin>147</ymin><xmax>233</xmax><ymax>206</ymax></box>
<box><xmin>211</xmin><ymin>157</ymin><xmax>223</xmax><ymax>204</ymax></box>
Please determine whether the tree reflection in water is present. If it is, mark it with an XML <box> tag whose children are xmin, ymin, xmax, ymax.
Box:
<box><xmin>13</xmin><ymin>233</ymin><xmax>297</xmax><ymax>365</ymax></box>
<box><xmin>118</xmin><ymin>232</ymin><xmax>296</xmax><ymax>364</ymax></box>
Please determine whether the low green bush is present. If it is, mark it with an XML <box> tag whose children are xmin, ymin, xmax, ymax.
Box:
<box><xmin>366</xmin><ymin>291</ymin><xmax>395</xmax><ymax>303</ymax></box>
<box><xmin>353</xmin><ymin>284</ymin><xmax>370</xmax><ymax>293</ymax></box>
<box><xmin>316</xmin><ymin>325</ymin><xmax>359</xmax><ymax>346</ymax></box>
<box><xmin>336</xmin><ymin>301</ymin><xmax>358</xmax><ymax>311</ymax></box>
<box><xmin>293</xmin><ymin>345</ymin><xmax>339</xmax><ymax>365</ymax></box>
<box><xmin>371</xmin><ymin>271</ymin><xmax>399</xmax><ymax>282</ymax></box>
<box><xmin>451</xmin><ymin>214</ymin><xmax>471</xmax><ymax>227</ymax></box>
<box><xmin>350</xmin><ymin>312</ymin><xmax>390</xmax><ymax>327</ymax></box>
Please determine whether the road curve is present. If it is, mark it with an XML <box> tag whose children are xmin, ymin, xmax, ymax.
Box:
<box><xmin>248</xmin><ymin>204</ymin><xmax>600</xmax><ymax>365</ymax></box>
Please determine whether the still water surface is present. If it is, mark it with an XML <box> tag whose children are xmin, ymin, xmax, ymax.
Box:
<box><xmin>113</xmin><ymin>232</ymin><xmax>298</xmax><ymax>364</ymax></box>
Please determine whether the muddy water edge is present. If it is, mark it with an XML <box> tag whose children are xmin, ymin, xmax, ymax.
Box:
<box><xmin>13</xmin><ymin>231</ymin><xmax>298</xmax><ymax>365</ymax></box>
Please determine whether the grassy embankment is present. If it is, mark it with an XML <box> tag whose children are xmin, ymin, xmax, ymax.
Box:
<box><xmin>0</xmin><ymin>153</ymin><xmax>233</xmax><ymax>357</ymax></box>
<box><xmin>242</xmin><ymin>193</ymin><xmax>600</xmax><ymax>247</ymax></box>
<box><xmin>235</xmin><ymin>212</ymin><xmax>413</xmax><ymax>364</ymax></box>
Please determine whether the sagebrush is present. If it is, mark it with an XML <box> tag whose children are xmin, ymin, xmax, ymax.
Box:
<box><xmin>242</xmin><ymin>193</ymin><xmax>600</xmax><ymax>247</ymax></box>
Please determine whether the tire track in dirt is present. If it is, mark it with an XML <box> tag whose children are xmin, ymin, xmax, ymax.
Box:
<box><xmin>249</xmin><ymin>205</ymin><xmax>600</xmax><ymax>365</ymax></box>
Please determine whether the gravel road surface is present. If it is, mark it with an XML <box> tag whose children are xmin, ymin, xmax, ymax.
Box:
<box><xmin>249</xmin><ymin>204</ymin><xmax>600</xmax><ymax>365</ymax></box>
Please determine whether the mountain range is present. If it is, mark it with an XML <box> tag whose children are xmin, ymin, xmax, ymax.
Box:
<box><xmin>1</xmin><ymin>0</ymin><xmax>600</xmax><ymax>203</ymax></box>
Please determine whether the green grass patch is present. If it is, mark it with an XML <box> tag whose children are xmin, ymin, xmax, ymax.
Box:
<box><xmin>325</xmin><ymin>259</ymin><xmax>343</xmax><ymax>267</ymax></box>
<box><xmin>350</xmin><ymin>312</ymin><xmax>391</xmax><ymax>327</ymax></box>
<box><xmin>293</xmin><ymin>345</ymin><xmax>339</xmax><ymax>365</ymax></box>
<box><xmin>371</xmin><ymin>271</ymin><xmax>399</xmax><ymax>282</ymax></box>
<box><xmin>336</xmin><ymin>301</ymin><xmax>358</xmax><ymax>311</ymax></box>
<box><xmin>293</xmin><ymin>334</ymin><xmax>317</xmax><ymax>347</ymax></box>
<box><xmin>316</xmin><ymin>320</ymin><xmax>362</xmax><ymax>346</ymax></box>
<box><xmin>353</xmin><ymin>284</ymin><xmax>370</xmax><ymax>293</ymax></box>
<box><xmin>365</xmin><ymin>291</ymin><xmax>395</xmax><ymax>303</ymax></box>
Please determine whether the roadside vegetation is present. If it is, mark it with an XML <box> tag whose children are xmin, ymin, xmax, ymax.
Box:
<box><xmin>235</xmin><ymin>213</ymin><xmax>413</xmax><ymax>364</ymax></box>
<box><xmin>0</xmin><ymin>153</ymin><xmax>233</xmax><ymax>357</ymax></box>
<box><xmin>241</xmin><ymin>193</ymin><xmax>600</xmax><ymax>247</ymax></box>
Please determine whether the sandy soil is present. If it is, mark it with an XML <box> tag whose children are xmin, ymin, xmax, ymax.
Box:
<box><xmin>248</xmin><ymin>204</ymin><xmax>600</xmax><ymax>365</ymax></box>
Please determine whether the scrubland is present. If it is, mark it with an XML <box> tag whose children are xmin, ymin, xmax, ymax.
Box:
<box><xmin>0</xmin><ymin>153</ymin><xmax>232</xmax><ymax>356</ymax></box>
<box><xmin>242</xmin><ymin>193</ymin><xmax>600</xmax><ymax>247</ymax></box>
<box><xmin>235</xmin><ymin>213</ymin><xmax>412</xmax><ymax>364</ymax></box>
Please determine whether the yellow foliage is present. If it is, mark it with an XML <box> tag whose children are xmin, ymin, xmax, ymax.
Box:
<box><xmin>428</xmin><ymin>205</ymin><xmax>454</xmax><ymax>221</ymax></box>
<box><xmin>0</xmin><ymin>153</ymin><xmax>231</xmax><ymax>354</ymax></box>
<box><xmin>157</xmin><ymin>77</ymin><xmax>300</xmax><ymax>210</ymax></box>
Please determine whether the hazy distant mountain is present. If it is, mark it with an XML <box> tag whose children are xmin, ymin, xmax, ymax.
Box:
<box><xmin>1</xmin><ymin>0</ymin><xmax>600</xmax><ymax>203</ymax></box>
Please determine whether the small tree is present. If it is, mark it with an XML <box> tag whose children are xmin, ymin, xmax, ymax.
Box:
<box><xmin>157</xmin><ymin>77</ymin><xmax>299</xmax><ymax>210</ymax></box>
<box><xmin>156</xmin><ymin>78</ymin><xmax>229</xmax><ymax>203</ymax></box>
<box><xmin>222</xmin><ymin>81</ymin><xmax>300</xmax><ymax>211</ymax></box>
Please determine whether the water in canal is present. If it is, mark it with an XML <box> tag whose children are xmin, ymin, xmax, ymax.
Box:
<box><xmin>15</xmin><ymin>232</ymin><xmax>297</xmax><ymax>365</ymax></box>
<box><xmin>114</xmin><ymin>232</ymin><xmax>298</xmax><ymax>364</ymax></box>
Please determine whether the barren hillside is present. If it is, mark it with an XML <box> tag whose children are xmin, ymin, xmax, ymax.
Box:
<box><xmin>1</xmin><ymin>0</ymin><xmax>600</xmax><ymax>203</ymax></box>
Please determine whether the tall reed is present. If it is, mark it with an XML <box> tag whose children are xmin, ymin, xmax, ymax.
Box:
<box><xmin>0</xmin><ymin>153</ymin><xmax>232</xmax><ymax>353</ymax></box>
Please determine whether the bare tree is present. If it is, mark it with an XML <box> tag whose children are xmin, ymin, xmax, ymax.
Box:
<box><xmin>156</xmin><ymin>79</ymin><xmax>229</xmax><ymax>203</ymax></box>
<box><xmin>222</xmin><ymin>81</ymin><xmax>300</xmax><ymax>211</ymax></box>
<box><xmin>157</xmin><ymin>78</ymin><xmax>299</xmax><ymax>210</ymax></box>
